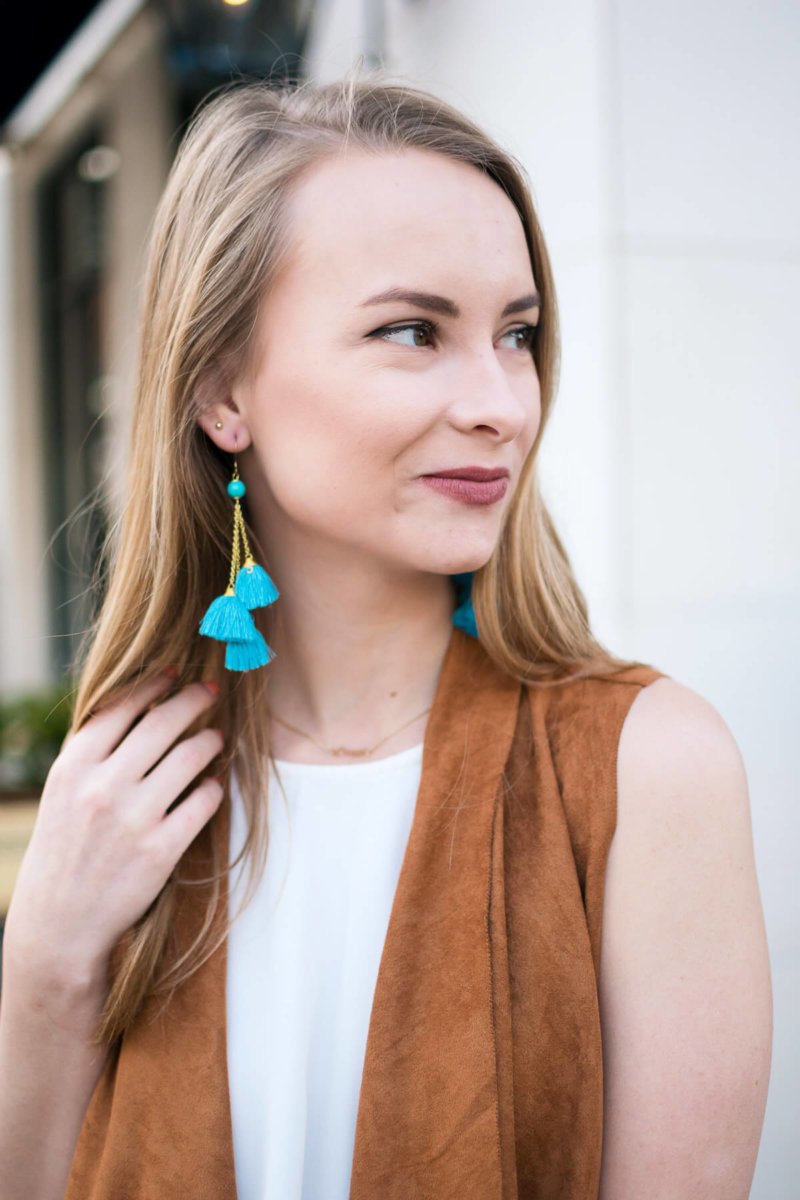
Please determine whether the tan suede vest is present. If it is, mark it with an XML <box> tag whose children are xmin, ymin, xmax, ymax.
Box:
<box><xmin>66</xmin><ymin>627</ymin><xmax>665</xmax><ymax>1199</ymax></box>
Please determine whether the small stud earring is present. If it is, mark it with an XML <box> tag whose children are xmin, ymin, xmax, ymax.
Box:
<box><xmin>215</xmin><ymin>421</ymin><xmax>223</xmax><ymax>429</ymax></box>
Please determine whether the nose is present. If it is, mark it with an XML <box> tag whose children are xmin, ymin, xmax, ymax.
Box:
<box><xmin>446</xmin><ymin>347</ymin><xmax>539</xmax><ymax>444</ymax></box>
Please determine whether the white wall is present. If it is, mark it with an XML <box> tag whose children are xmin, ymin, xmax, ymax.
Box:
<box><xmin>611</xmin><ymin>6</ymin><xmax>800</xmax><ymax>1191</ymax></box>
<box><xmin>306</xmin><ymin>0</ymin><xmax>799</xmax><ymax>1190</ymax></box>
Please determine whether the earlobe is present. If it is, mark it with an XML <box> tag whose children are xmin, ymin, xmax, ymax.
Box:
<box><xmin>197</xmin><ymin>406</ymin><xmax>252</xmax><ymax>454</ymax></box>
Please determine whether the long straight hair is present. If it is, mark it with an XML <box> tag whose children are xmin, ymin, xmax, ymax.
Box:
<box><xmin>72</xmin><ymin>65</ymin><xmax>644</xmax><ymax>1043</ymax></box>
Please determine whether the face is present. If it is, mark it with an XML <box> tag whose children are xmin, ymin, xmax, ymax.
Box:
<box><xmin>206</xmin><ymin>147</ymin><xmax>542</xmax><ymax>580</ymax></box>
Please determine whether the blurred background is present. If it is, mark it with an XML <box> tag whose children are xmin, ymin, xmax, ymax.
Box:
<box><xmin>0</xmin><ymin>0</ymin><xmax>797</xmax><ymax>1190</ymax></box>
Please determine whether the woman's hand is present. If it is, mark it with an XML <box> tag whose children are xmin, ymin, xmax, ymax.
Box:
<box><xmin>3</xmin><ymin>671</ymin><xmax>224</xmax><ymax>1004</ymax></box>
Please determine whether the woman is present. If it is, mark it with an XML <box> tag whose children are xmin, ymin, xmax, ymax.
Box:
<box><xmin>0</xmin><ymin>70</ymin><xmax>771</xmax><ymax>1198</ymax></box>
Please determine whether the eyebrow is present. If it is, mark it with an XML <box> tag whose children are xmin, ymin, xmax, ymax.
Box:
<box><xmin>359</xmin><ymin>286</ymin><xmax>542</xmax><ymax>319</ymax></box>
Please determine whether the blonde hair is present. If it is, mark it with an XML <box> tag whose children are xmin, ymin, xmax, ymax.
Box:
<box><xmin>72</xmin><ymin>64</ymin><xmax>644</xmax><ymax>1043</ymax></box>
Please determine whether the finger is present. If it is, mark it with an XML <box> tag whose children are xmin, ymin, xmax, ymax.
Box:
<box><xmin>109</xmin><ymin>681</ymin><xmax>219</xmax><ymax>781</ymax></box>
<box><xmin>158</xmin><ymin>776</ymin><xmax>225</xmax><ymax>865</ymax></box>
<box><xmin>67</xmin><ymin>672</ymin><xmax>178</xmax><ymax>764</ymax></box>
<box><xmin>139</xmin><ymin>727</ymin><xmax>225</xmax><ymax>819</ymax></box>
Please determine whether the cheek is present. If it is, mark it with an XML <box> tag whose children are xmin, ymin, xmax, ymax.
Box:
<box><xmin>249</xmin><ymin>382</ymin><xmax>412</xmax><ymax>523</ymax></box>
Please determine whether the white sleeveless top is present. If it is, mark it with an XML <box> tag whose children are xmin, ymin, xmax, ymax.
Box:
<box><xmin>226</xmin><ymin>742</ymin><xmax>425</xmax><ymax>1200</ymax></box>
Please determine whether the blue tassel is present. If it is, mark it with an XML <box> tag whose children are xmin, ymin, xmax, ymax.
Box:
<box><xmin>199</xmin><ymin>590</ymin><xmax>257</xmax><ymax>642</ymax></box>
<box><xmin>234</xmin><ymin>558</ymin><xmax>280</xmax><ymax>610</ymax></box>
<box><xmin>452</xmin><ymin>599</ymin><xmax>478</xmax><ymax>638</ymax></box>
<box><xmin>451</xmin><ymin>571</ymin><xmax>473</xmax><ymax>605</ymax></box>
<box><xmin>450</xmin><ymin>571</ymin><xmax>478</xmax><ymax>638</ymax></box>
<box><xmin>225</xmin><ymin>631</ymin><xmax>275</xmax><ymax>671</ymax></box>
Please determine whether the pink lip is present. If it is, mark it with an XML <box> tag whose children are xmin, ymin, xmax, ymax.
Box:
<box><xmin>421</xmin><ymin>476</ymin><xmax>508</xmax><ymax>505</ymax></box>
<box><xmin>425</xmin><ymin>465</ymin><xmax>510</xmax><ymax>482</ymax></box>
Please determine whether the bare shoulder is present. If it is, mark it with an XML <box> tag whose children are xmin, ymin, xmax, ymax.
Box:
<box><xmin>611</xmin><ymin>676</ymin><xmax>760</xmax><ymax>947</ymax></box>
<box><xmin>616</xmin><ymin>675</ymin><xmax>750</xmax><ymax>836</ymax></box>
<box><xmin>620</xmin><ymin>671</ymin><xmax>745</xmax><ymax>753</ymax></box>
<box><xmin>598</xmin><ymin>676</ymin><xmax>773</xmax><ymax>1199</ymax></box>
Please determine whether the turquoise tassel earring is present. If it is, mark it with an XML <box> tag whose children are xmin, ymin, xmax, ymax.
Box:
<box><xmin>451</xmin><ymin>571</ymin><xmax>478</xmax><ymax>638</ymax></box>
<box><xmin>199</xmin><ymin>460</ymin><xmax>279</xmax><ymax>670</ymax></box>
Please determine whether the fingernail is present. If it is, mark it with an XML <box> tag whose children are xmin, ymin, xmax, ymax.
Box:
<box><xmin>203</xmin><ymin>679</ymin><xmax>220</xmax><ymax>695</ymax></box>
<box><xmin>163</xmin><ymin>666</ymin><xmax>179</xmax><ymax>679</ymax></box>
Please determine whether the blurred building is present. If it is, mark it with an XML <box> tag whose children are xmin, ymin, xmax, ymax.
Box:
<box><xmin>0</xmin><ymin>0</ymin><xmax>317</xmax><ymax>687</ymax></box>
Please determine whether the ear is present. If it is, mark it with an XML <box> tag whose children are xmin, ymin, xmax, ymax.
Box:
<box><xmin>197</xmin><ymin>402</ymin><xmax>252</xmax><ymax>454</ymax></box>
<box><xmin>195</xmin><ymin>369</ymin><xmax>253</xmax><ymax>454</ymax></box>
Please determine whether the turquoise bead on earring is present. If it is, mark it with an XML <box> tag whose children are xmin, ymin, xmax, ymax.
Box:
<box><xmin>199</xmin><ymin>461</ymin><xmax>280</xmax><ymax>670</ymax></box>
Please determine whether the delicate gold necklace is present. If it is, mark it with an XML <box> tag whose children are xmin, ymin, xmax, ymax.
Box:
<box><xmin>264</xmin><ymin>703</ymin><xmax>432</xmax><ymax>758</ymax></box>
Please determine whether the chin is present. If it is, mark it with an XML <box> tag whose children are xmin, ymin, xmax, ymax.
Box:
<box><xmin>425</xmin><ymin>547</ymin><xmax>496</xmax><ymax>577</ymax></box>
<box><xmin>391</xmin><ymin>523</ymin><xmax>500</xmax><ymax>578</ymax></box>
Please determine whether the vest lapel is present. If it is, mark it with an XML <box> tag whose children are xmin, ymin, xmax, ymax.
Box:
<box><xmin>349</xmin><ymin>628</ymin><xmax>522</xmax><ymax>1199</ymax></box>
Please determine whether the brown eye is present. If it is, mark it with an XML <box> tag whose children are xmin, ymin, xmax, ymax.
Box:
<box><xmin>501</xmin><ymin>325</ymin><xmax>539</xmax><ymax>351</ymax></box>
<box><xmin>377</xmin><ymin>321</ymin><xmax>437</xmax><ymax>347</ymax></box>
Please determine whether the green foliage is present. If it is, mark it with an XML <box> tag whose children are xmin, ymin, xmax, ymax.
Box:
<box><xmin>0</xmin><ymin>684</ymin><xmax>75</xmax><ymax>793</ymax></box>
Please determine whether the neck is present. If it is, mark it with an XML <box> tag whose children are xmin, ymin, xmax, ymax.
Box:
<box><xmin>260</xmin><ymin>547</ymin><xmax>456</xmax><ymax>764</ymax></box>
